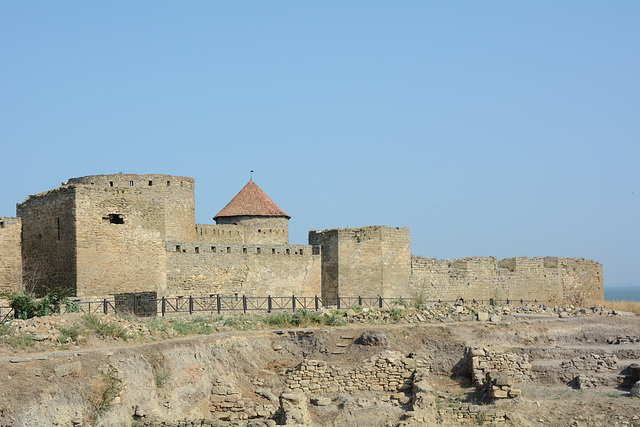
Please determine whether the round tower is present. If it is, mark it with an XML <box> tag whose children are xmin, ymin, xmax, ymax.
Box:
<box><xmin>214</xmin><ymin>180</ymin><xmax>290</xmax><ymax>245</ymax></box>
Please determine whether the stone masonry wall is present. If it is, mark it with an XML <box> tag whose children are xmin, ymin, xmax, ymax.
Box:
<box><xmin>165</xmin><ymin>242</ymin><xmax>321</xmax><ymax>297</ymax></box>
<box><xmin>409</xmin><ymin>256</ymin><xmax>603</xmax><ymax>304</ymax></box>
<box><xmin>68</xmin><ymin>174</ymin><xmax>196</xmax><ymax>242</ymax></box>
<box><xmin>285</xmin><ymin>351</ymin><xmax>429</xmax><ymax>394</ymax></box>
<box><xmin>195</xmin><ymin>224</ymin><xmax>245</xmax><ymax>244</ymax></box>
<box><xmin>17</xmin><ymin>187</ymin><xmax>77</xmax><ymax>296</ymax></box>
<box><xmin>215</xmin><ymin>216</ymin><xmax>289</xmax><ymax>245</ymax></box>
<box><xmin>309</xmin><ymin>226</ymin><xmax>411</xmax><ymax>299</ymax></box>
<box><xmin>0</xmin><ymin>217</ymin><xmax>22</xmax><ymax>293</ymax></box>
<box><xmin>74</xmin><ymin>185</ymin><xmax>167</xmax><ymax>298</ymax></box>
<box><xmin>380</xmin><ymin>227</ymin><xmax>412</xmax><ymax>298</ymax></box>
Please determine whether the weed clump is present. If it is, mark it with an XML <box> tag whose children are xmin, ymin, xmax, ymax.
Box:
<box><xmin>82</xmin><ymin>314</ymin><xmax>129</xmax><ymax>340</ymax></box>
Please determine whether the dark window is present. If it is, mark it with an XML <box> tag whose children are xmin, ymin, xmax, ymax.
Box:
<box><xmin>258</xmin><ymin>229</ymin><xmax>261</xmax><ymax>233</ymax></box>
<box><xmin>0</xmin><ymin>222</ymin><xmax>4</xmax><ymax>228</ymax></box>
<box><xmin>167</xmin><ymin>181</ymin><xmax>171</xmax><ymax>186</ymax></box>
<box><xmin>104</xmin><ymin>214</ymin><xmax>124</xmax><ymax>224</ymax></box>
<box><xmin>272</xmin><ymin>248</ymin><xmax>276</xmax><ymax>254</ymax></box>
<box><xmin>176</xmin><ymin>245</ymin><xmax>181</xmax><ymax>252</ymax></box>
<box><xmin>226</xmin><ymin>247</ymin><xmax>231</xmax><ymax>253</ymax></box>
<box><xmin>109</xmin><ymin>181</ymin><xmax>114</xmax><ymax>187</ymax></box>
<box><xmin>148</xmin><ymin>181</ymin><xmax>153</xmax><ymax>186</ymax></box>
<box><xmin>211</xmin><ymin>246</ymin><xmax>216</xmax><ymax>252</ymax></box>
<box><xmin>129</xmin><ymin>181</ymin><xmax>134</xmax><ymax>186</ymax></box>
<box><xmin>286</xmin><ymin>249</ymin><xmax>290</xmax><ymax>255</ymax></box>
<box><xmin>299</xmin><ymin>249</ymin><xmax>303</xmax><ymax>255</ymax></box>
<box><xmin>195</xmin><ymin>247</ymin><xmax>199</xmax><ymax>254</ymax></box>
<box><xmin>257</xmin><ymin>248</ymin><xmax>261</xmax><ymax>254</ymax></box>
<box><xmin>243</xmin><ymin>247</ymin><xmax>247</xmax><ymax>254</ymax></box>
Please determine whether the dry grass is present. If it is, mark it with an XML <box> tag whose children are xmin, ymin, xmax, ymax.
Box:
<box><xmin>604</xmin><ymin>300</ymin><xmax>640</xmax><ymax>315</ymax></box>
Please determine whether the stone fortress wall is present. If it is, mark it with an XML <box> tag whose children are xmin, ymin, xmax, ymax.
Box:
<box><xmin>1</xmin><ymin>173</ymin><xmax>605</xmax><ymax>304</ymax></box>
<box><xmin>409</xmin><ymin>256</ymin><xmax>603</xmax><ymax>304</ymax></box>
<box><xmin>0</xmin><ymin>217</ymin><xmax>22</xmax><ymax>293</ymax></box>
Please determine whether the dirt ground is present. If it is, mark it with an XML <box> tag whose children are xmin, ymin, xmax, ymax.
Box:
<box><xmin>0</xmin><ymin>309</ymin><xmax>638</xmax><ymax>426</ymax></box>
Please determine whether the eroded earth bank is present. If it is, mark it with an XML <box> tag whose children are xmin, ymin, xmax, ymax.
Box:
<box><xmin>0</xmin><ymin>308</ymin><xmax>639</xmax><ymax>426</ymax></box>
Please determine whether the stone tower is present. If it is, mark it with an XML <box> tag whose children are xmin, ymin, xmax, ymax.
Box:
<box><xmin>214</xmin><ymin>180</ymin><xmax>290</xmax><ymax>245</ymax></box>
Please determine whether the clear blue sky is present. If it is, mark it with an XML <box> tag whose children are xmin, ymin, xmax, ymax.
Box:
<box><xmin>1</xmin><ymin>1</ymin><xmax>638</xmax><ymax>290</ymax></box>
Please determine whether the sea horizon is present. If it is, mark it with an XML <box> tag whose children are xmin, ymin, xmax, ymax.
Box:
<box><xmin>604</xmin><ymin>285</ymin><xmax>640</xmax><ymax>302</ymax></box>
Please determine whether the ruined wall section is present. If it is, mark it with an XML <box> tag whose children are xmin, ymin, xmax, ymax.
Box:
<box><xmin>308</xmin><ymin>230</ymin><xmax>339</xmax><ymax>299</ymax></box>
<box><xmin>0</xmin><ymin>217</ymin><xmax>22</xmax><ymax>293</ymax></box>
<box><xmin>214</xmin><ymin>216</ymin><xmax>289</xmax><ymax>245</ymax></box>
<box><xmin>195</xmin><ymin>224</ymin><xmax>245</xmax><ymax>244</ymax></box>
<box><xmin>309</xmin><ymin>226</ymin><xmax>411</xmax><ymax>299</ymax></box>
<box><xmin>74</xmin><ymin>185</ymin><xmax>167</xmax><ymax>298</ymax></box>
<box><xmin>16</xmin><ymin>188</ymin><xmax>77</xmax><ymax>296</ymax></box>
<box><xmin>409</xmin><ymin>256</ymin><xmax>602</xmax><ymax>304</ymax></box>
<box><xmin>165</xmin><ymin>242</ymin><xmax>321</xmax><ymax>297</ymax></box>
<box><xmin>380</xmin><ymin>227</ymin><xmax>411</xmax><ymax>298</ymax></box>
<box><xmin>559</xmin><ymin>258</ymin><xmax>604</xmax><ymax>305</ymax></box>
<box><xmin>68</xmin><ymin>174</ymin><xmax>195</xmax><ymax>242</ymax></box>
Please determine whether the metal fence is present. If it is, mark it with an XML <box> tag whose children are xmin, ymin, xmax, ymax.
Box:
<box><xmin>0</xmin><ymin>295</ymin><xmax>543</xmax><ymax>322</ymax></box>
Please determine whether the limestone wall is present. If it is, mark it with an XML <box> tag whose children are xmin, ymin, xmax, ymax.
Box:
<box><xmin>0</xmin><ymin>217</ymin><xmax>22</xmax><ymax>293</ymax></box>
<box><xmin>285</xmin><ymin>351</ymin><xmax>429</xmax><ymax>394</ymax></box>
<box><xmin>409</xmin><ymin>256</ymin><xmax>603</xmax><ymax>304</ymax></box>
<box><xmin>309</xmin><ymin>226</ymin><xmax>411</xmax><ymax>299</ymax></box>
<box><xmin>74</xmin><ymin>185</ymin><xmax>167</xmax><ymax>298</ymax></box>
<box><xmin>17</xmin><ymin>188</ymin><xmax>77</xmax><ymax>296</ymax></box>
<box><xmin>165</xmin><ymin>242</ymin><xmax>321</xmax><ymax>297</ymax></box>
<box><xmin>68</xmin><ymin>174</ymin><xmax>196</xmax><ymax>242</ymax></box>
<box><xmin>195</xmin><ymin>224</ymin><xmax>245</xmax><ymax>244</ymax></box>
<box><xmin>214</xmin><ymin>216</ymin><xmax>289</xmax><ymax>245</ymax></box>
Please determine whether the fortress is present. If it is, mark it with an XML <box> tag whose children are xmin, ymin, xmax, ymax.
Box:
<box><xmin>0</xmin><ymin>173</ymin><xmax>604</xmax><ymax>304</ymax></box>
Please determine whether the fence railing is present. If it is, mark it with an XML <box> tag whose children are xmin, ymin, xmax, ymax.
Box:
<box><xmin>0</xmin><ymin>295</ymin><xmax>543</xmax><ymax>322</ymax></box>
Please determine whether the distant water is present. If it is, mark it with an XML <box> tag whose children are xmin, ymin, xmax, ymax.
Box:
<box><xmin>605</xmin><ymin>285</ymin><xmax>640</xmax><ymax>302</ymax></box>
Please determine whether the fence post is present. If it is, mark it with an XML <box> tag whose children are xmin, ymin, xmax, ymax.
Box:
<box><xmin>520</xmin><ymin>299</ymin><xmax>524</xmax><ymax>305</ymax></box>
<box><xmin>358</xmin><ymin>296</ymin><xmax>362</xmax><ymax>307</ymax></box>
<box><xmin>489</xmin><ymin>298</ymin><xmax>494</xmax><ymax>306</ymax></box>
<box><xmin>268</xmin><ymin>295</ymin><xmax>272</xmax><ymax>313</ymax></box>
<box><xmin>315</xmin><ymin>295</ymin><xmax>319</xmax><ymax>311</ymax></box>
<box><xmin>292</xmin><ymin>295</ymin><xmax>296</xmax><ymax>311</ymax></box>
<box><xmin>337</xmin><ymin>295</ymin><xmax>340</xmax><ymax>310</ymax></box>
<box><xmin>161</xmin><ymin>297</ymin><xmax>166</xmax><ymax>317</ymax></box>
<box><xmin>243</xmin><ymin>295</ymin><xmax>247</xmax><ymax>314</ymax></box>
<box><xmin>103</xmin><ymin>299</ymin><xmax>108</xmax><ymax>315</ymax></box>
<box><xmin>506</xmin><ymin>298</ymin><xmax>510</xmax><ymax>305</ymax></box>
<box><xmin>216</xmin><ymin>294</ymin><xmax>221</xmax><ymax>314</ymax></box>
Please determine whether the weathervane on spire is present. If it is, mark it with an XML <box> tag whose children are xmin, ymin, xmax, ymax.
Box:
<box><xmin>250</xmin><ymin>170</ymin><xmax>254</xmax><ymax>181</ymax></box>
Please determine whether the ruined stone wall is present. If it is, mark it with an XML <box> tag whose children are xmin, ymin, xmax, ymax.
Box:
<box><xmin>165</xmin><ymin>242</ymin><xmax>321</xmax><ymax>297</ymax></box>
<box><xmin>214</xmin><ymin>216</ymin><xmax>289</xmax><ymax>245</ymax></box>
<box><xmin>409</xmin><ymin>256</ymin><xmax>602</xmax><ymax>304</ymax></box>
<box><xmin>309</xmin><ymin>229</ymin><xmax>338</xmax><ymax>299</ymax></box>
<box><xmin>195</xmin><ymin>224</ymin><xmax>245</xmax><ymax>244</ymax></box>
<box><xmin>380</xmin><ymin>227</ymin><xmax>411</xmax><ymax>298</ymax></box>
<box><xmin>0</xmin><ymin>217</ymin><xmax>22</xmax><ymax>293</ymax></box>
<box><xmin>285</xmin><ymin>351</ymin><xmax>429</xmax><ymax>394</ymax></box>
<box><xmin>16</xmin><ymin>188</ymin><xmax>77</xmax><ymax>296</ymax></box>
<box><xmin>559</xmin><ymin>258</ymin><xmax>604</xmax><ymax>305</ymax></box>
<box><xmin>309</xmin><ymin>226</ymin><xmax>411</xmax><ymax>299</ymax></box>
<box><xmin>68</xmin><ymin>174</ymin><xmax>196</xmax><ymax>242</ymax></box>
<box><xmin>74</xmin><ymin>185</ymin><xmax>167</xmax><ymax>298</ymax></box>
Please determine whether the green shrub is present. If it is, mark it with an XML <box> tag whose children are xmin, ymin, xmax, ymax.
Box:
<box><xmin>1</xmin><ymin>287</ymin><xmax>72</xmax><ymax>319</ymax></box>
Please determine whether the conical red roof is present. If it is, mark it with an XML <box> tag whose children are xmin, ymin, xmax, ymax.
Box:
<box><xmin>214</xmin><ymin>180</ymin><xmax>290</xmax><ymax>219</ymax></box>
